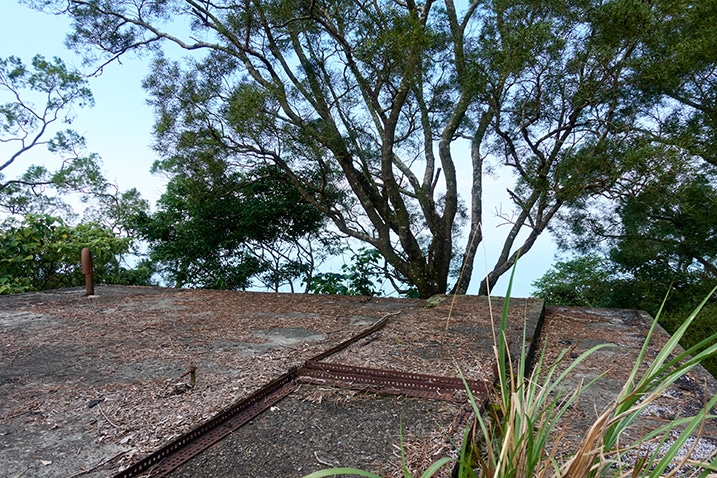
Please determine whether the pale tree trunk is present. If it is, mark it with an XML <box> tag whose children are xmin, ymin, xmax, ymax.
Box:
<box><xmin>452</xmin><ymin>111</ymin><xmax>492</xmax><ymax>295</ymax></box>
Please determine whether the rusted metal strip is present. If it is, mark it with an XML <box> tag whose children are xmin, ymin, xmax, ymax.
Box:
<box><xmin>113</xmin><ymin>368</ymin><xmax>299</xmax><ymax>478</ymax></box>
<box><xmin>308</xmin><ymin>313</ymin><xmax>392</xmax><ymax>362</ymax></box>
<box><xmin>151</xmin><ymin>381</ymin><xmax>296</xmax><ymax>477</ymax></box>
<box><xmin>112</xmin><ymin>311</ymin><xmax>492</xmax><ymax>477</ymax></box>
<box><xmin>298</xmin><ymin>361</ymin><xmax>491</xmax><ymax>402</ymax></box>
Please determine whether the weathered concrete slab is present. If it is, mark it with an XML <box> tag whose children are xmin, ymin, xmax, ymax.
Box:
<box><xmin>172</xmin><ymin>389</ymin><xmax>467</xmax><ymax>477</ymax></box>
<box><xmin>0</xmin><ymin>286</ymin><xmax>542</xmax><ymax>477</ymax></box>
<box><xmin>539</xmin><ymin>306</ymin><xmax>717</xmax><ymax>467</ymax></box>
<box><xmin>3</xmin><ymin>286</ymin><xmax>713</xmax><ymax>477</ymax></box>
<box><xmin>168</xmin><ymin>295</ymin><xmax>545</xmax><ymax>477</ymax></box>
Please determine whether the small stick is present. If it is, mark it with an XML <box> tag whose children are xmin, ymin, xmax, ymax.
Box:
<box><xmin>179</xmin><ymin>364</ymin><xmax>197</xmax><ymax>388</ymax></box>
<box><xmin>97</xmin><ymin>403</ymin><xmax>119</xmax><ymax>429</ymax></box>
<box><xmin>314</xmin><ymin>451</ymin><xmax>337</xmax><ymax>467</ymax></box>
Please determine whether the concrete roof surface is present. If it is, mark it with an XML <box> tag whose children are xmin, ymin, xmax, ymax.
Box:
<box><xmin>0</xmin><ymin>285</ymin><xmax>715</xmax><ymax>477</ymax></box>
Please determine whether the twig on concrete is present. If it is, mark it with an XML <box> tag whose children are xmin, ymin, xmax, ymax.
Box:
<box><xmin>16</xmin><ymin>466</ymin><xmax>30</xmax><ymax>478</ymax></box>
<box><xmin>97</xmin><ymin>403</ymin><xmax>120</xmax><ymax>429</ymax></box>
<box><xmin>314</xmin><ymin>451</ymin><xmax>338</xmax><ymax>467</ymax></box>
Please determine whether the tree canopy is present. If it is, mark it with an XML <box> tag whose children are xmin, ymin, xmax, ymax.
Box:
<box><xmin>29</xmin><ymin>0</ymin><xmax>716</xmax><ymax>297</ymax></box>
<box><xmin>0</xmin><ymin>54</ymin><xmax>109</xmax><ymax>216</ymax></box>
<box><xmin>133</xmin><ymin>157</ymin><xmax>336</xmax><ymax>291</ymax></box>
<box><xmin>550</xmin><ymin>0</ymin><xmax>717</xmax><ymax>297</ymax></box>
<box><xmin>0</xmin><ymin>53</ymin><xmax>160</xmax><ymax>294</ymax></box>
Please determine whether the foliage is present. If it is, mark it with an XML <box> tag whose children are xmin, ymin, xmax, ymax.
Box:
<box><xmin>532</xmin><ymin>253</ymin><xmax>717</xmax><ymax>377</ymax></box>
<box><xmin>613</xmin><ymin>172</ymin><xmax>717</xmax><ymax>281</ymax></box>
<box><xmin>558</xmin><ymin>161</ymin><xmax>717</xmax><ymax>291</ymax></box>
<box><xmin>545</xmin><ymin>0</ymin><xmax>717</xmax><ymax>343</ymax></box>
<box><xmin>308</xmin><ymin>247</ymin><xmax>383</xmax><ymax>297</ymax></box>
<box><xmin>630</xmin><ymin>0</ymin><xmax>717</xmax><ymax>167</ymax></box>
<box><xmin>530</xmin><ymin>255</ymin><xmax>622</xmax><ymax>308</ymax></box>
<box><xmin>0</xmin><ymin>214</ymin><xmax>152</xmax><ymax>294</ymax></box>
<box><xmin>31</xmin><ymin>0</ymin><xmax>711</xmax><ymax>297</ymax></box>
<box><xmin>133</xmin><ymin>159</ymin><xmax>335</xmax><ymax>291</ymax></box>
<box><xmin>83</xmin><ymin>185</ymin><xmax>151</xmax><ymax>236</ymax></box>
<box><xmin>0</xmin><ymin>54</ymin><xmax>107</xmax><ymax>216</ymax></box>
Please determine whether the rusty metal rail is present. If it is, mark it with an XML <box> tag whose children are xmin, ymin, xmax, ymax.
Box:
<box><xmin>308</xmin><ymin>313</ymin><xmax>392</xmax><ymax>361</ymax></box>
<box><xmin>112</xmin><ymin>313</ymin><xmax>491</xmax><ymax>477</ymax></box>
<box><xmin>113</xmin><ymin>368</ymin><xmax>299</xmax><ymax>478</ymax></box>
<box><xmin>112</xmin><ymin>314</ymin><xmax>392</xmax><ymax>478</ymax></box>
<box><xmin>299</xmin><ymin>360</ymin><xmax>490</xmax><ymax>401</ymax></box>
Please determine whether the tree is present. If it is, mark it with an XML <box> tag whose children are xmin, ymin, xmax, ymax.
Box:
<box><xmin>36</xmin><ymin>0</ymin><xmax>702</xmax><ymax>297</ymax></box>
<box><xmin>530</xmin><ymin>255</ymin><xmax>621</xmax><ymax>308</ymax></box>
<box><xmin>613</xmin><ymin>173</ymin><xmax>717</xmax><ymax>277</ymax></box>
<box><xmin>307</xmin><ymin>246</ymin><xmax>419</xmax><ymax>297</ymax></box>
<box><xmin>0</xmin><ymin>214</ymin><xmax>153</xmax><ymax>294</ymax></box>
<box><xmin>548</xmin><ymin>165</ymin><xmax>717</xmax><ymax>311</ymax></box>
<box><xmin>83</xmin><ymin>184</ymin><xmax>151</xmax><ymax>236</ymax></box>
<box><xmin>530</xmin><ymin>252</ymin><xmax>717</xmax><ymax>377</ymax></box>
<box><xmin>133</xmin><ymin>155</ymin><xmax>336</xmax><ymax>291</ymax></box>
<box><xmin>550</xmin><ymin>0</ymin><xmax>717</xmax><ymax>299</ymax></box>
<box><xmin>629</xmin><ymin>0</ymin><xmax>717</xmax><ymax>168</ymax></box>
<box><xmin>0</xmin><ymin>54</ymin><xmax>108</xmax><ymax>216</ymax></box>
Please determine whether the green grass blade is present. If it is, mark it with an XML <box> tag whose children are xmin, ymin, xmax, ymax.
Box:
<box><xmin>622</xmin><ymin>294</ymin><xmax>670</xmax><ymax>396</ymax></box>
<box><xmin>417</xmin><ymin>457</ymin><xmax>454</xmax><ymax>478</ymax></box>
<box><xmin>644</xmin><ymin>392</ymin><xmax>717</xmax><ymax>477</ymax></box>
<box><xmin>458</xmin><ymin>369</ymin><xmax>498</xmax><ymax>471</ymax></box>
<box><xmin>639</xmin><ymin>285</ymin><xmax>716</xmax><ymax>383</ymax></box>
<box><xmin>497</xmin><ymin>254</ymin><xmax>520</xmax><ymax>409</ymax></box>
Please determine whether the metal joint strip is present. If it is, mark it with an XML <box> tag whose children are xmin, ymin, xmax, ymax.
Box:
<box><xmin>298</xmin><ymin>360</ymin><xmax>491</xmax><ymax>402</ymax></box>
<box><xmin>112</xmin><ymin>314</ymin><xmax>394</xmax><ymax>478</ymax></box>
<box><xmin>113</xmin><ymin>368</ymin><xmax>299</xmax><ymax>478</ymax></box>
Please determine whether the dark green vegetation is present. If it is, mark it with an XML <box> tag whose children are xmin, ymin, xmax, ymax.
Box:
<box><xmin>2</xmin><ymin>1</ymin><xmax>716</xmax><ymax>312</ymax></box>
<box><xmin>0</xmin><ymin>214</ymin><xmax>151</xmax><ymax>294</ymax></box>
<box><xmin>306</xmin><ymin>246</ymin><xmax>420</xmax><ymax>297</ymax></box>
<box><xmin>132</xmin><ymin>160</ymin><xmax>336</xmax><ymax>291</ymax></box>
<box><xmin>532</xmin><ymin>254</ymin><xmax>717</xmax><ymax>376</ymax></box>
<box><xmin>527</xmin><ymin>0</ymin><xmax>717</xmax><ymax>375</ymax></box>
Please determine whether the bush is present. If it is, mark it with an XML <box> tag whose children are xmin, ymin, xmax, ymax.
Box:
<box><xmin>0</xmin><ymin>214</ymin><xmax>152</xmax><ymax>293</ymax></box>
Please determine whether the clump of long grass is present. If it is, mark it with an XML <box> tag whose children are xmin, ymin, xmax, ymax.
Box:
<box><xmin>303</xmin><ymin>264</ymin><xmax>717</xmax><ymax>478</ymax></box>
<box><xmin>470</xmin><ymin>265</ymin><xmax>717</xmax><ymax>478</ymax></box>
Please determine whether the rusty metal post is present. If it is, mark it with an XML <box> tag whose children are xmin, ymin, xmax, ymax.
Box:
<box><xmin>81</xmin><ymin>247</ymin><xmax>95</xmax><ymax>296</ymax></box>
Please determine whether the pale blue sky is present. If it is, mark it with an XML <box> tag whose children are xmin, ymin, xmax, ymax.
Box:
<box><xmin>1</xmin><ymin>2</ymin><xmax>166</xmax><ymax>203</ymax></box>
<box><xmin>1</xmin><ymin>1</ymin><xmax>558</xmax><ymax>297</ymax></box>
